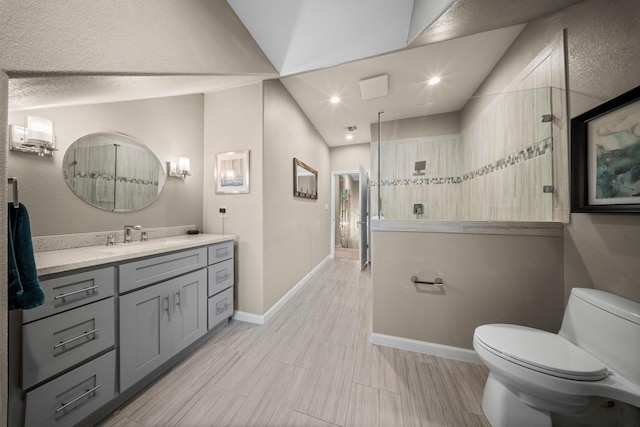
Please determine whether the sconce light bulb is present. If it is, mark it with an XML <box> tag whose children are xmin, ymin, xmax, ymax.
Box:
<box><xmin>178</xmin><ymin>157</ymin><xmax>190</xmax><ymax>172</ymax></box>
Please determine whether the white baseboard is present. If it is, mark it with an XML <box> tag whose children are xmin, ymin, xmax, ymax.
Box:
<box><xmin>232</xmin><ymin>310</ymin><xmax>265</xmax><ymax>325</ymax></box>
<box><xmin>232</xmin><ymin>255</ymin><xmax>331</xmax><ymax>325</ymax></box>
<box><xmin>371</xmin><ymin>333</ymin><xmax>481</xmax><ymax>364</ymax></box>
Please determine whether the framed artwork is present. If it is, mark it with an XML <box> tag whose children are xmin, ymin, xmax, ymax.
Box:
<box><xmin>215</xmin><ymin>150</ymin><xmax>250</xmax><ymax>194</ymax></box>
<box><xmin>571</xmin><ymin>85</ymin><xmax>640</xmax><ymax>213</ymax></box>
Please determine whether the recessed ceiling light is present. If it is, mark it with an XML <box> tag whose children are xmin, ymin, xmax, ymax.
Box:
<box><xmin>428</xmin><ymin>77</ymin><xmax>441</xmax><ymax>86</ymax></box>
<box><xmin>346</xmin><ymin>134</ymin><xmax>353</xmax><ymax>140</ymax></box>
<box><xmin>330</xmin><ymin>96</ymin><xmax>340</xmax><ymax>104</ymax></box>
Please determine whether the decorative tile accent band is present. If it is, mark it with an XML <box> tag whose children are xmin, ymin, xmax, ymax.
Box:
<box><xmin>372</xmin><ymin>137</ymin><xmax>552</xmax><ymax>187</ymax></box>
<box><xmin>73</xmin><ymin>172</ymin><xmax>160</xmax><ymax>186</ymax></box>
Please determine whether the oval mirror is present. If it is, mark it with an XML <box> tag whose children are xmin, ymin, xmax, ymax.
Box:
<box><xmin>63</xmin><ymin>133</ymin><xmax>166</xmax><ymax>212</ymax></box>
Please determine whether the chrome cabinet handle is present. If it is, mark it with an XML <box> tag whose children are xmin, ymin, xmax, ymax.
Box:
<box><xmin>216</xmin><ymin>248</ymin><xmax>229</xmax><ymax>258</ymax></box>
<box><xmin>215</xmin><ymin>270</ymin><xmax>230</xmax><ymax>283</ymax></box>
<box><xmin>55</xmin><ymin>385</ymin><xmax>100</xmax><ymax>413</ymax></box>
<box><xmin>53</xmin><ymin>328</ymin><xmax>99</xmax><ymax>350</ymax></box>
<box><xmin>164</xmin><ymin>295</ymin><xmax>171</xmax><ymax>321</ymax></box>
<box><xmin>216</xmin><ymin>300</ymin><xmax>230</xmax><ymax>315</ymax></box>
<box><xmin>175</xmin><ymin>290</ymin><xmax>181</xmax><ymax>308</ymax></box>
<box><xmin>54</xmin><ymin>285</ymin><xmax>99</xmax><ymax>300</ymax></box>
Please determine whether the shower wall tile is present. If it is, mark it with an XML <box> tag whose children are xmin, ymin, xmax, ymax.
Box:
<box><xmin>372</xmin><ymin>83</ymin><xmax>555</xmax><ymax>221</ymax></box>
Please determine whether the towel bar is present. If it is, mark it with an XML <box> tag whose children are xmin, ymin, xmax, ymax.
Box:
<box><xmin>410</xmin><ymin>276</ymin><xmax>444</xmax><ymax>287</ymax></box>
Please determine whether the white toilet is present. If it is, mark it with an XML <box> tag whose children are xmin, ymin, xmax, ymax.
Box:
<box><xmin>473</xmin><ymin>288</ymin><xmax>640</xmax><ymax>427</ymax></box>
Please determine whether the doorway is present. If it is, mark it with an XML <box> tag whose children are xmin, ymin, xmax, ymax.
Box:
<box><xmin>331</xmin><ymin>168</ymin><xmax>369</xmax><ymax>269</ymax></box>
<box><xmin>334</xmin><ymin>172</ymin><xmax>360</xmax><ymax>260</ymax></box>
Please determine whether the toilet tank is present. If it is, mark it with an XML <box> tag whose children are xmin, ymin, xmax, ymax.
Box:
<box><xmin>559</xmin><ymin>288</ymin><xmax>640</xmax><ymax>386</ymax></box>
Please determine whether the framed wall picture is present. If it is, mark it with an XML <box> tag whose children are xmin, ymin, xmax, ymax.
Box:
<box><xmin>215</xmin><ymin>150</ymin><xmax>250</xmax><ymax>194</ymax></box>
<box><xmin>571</xmin><ymin>85</ymin><xmax>640</xmax><ymax>213</ymax></box>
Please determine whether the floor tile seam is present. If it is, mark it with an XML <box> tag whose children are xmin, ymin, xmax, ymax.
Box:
<box><xmin>345</xmin><ymin>382</ymin><xmax>381</xmax><ymax>427</ymax></box>
<box><xmin>291</xmin><ymin>410</ymin><xmax>342</xmax><ymax>426</ymax></box>
<box><xmin>356</xmin><ymin>379</ymin><xmax>402</xmax><ymax>397</ymax></box>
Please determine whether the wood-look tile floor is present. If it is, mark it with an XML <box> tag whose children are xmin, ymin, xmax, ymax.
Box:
<box><xmin>103</xmin><ymin>258</ymin><xmax>490</xmax><ymax>427</ymax></box>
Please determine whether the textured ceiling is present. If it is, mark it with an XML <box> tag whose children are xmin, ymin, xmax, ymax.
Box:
<box><xmin>9</xmin><ymin>75</ymin><xmax>267</xmax><ymax>111</ymax></box>
<box><xmin>410</xmin><ymin>0</ymin><xmax>586</xmax><ymax>46</ymax></box>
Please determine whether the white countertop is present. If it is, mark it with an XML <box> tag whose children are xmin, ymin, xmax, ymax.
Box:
<box><xmin>35</xmin><ymin>234</ymin><xmax>235</xmax><ymax>277</ymax></box>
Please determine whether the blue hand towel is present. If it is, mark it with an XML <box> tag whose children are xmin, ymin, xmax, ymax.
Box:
<box><xmin>8</xmin><ymin>203</ymin><xmax>44</xmax><ymax>310</ymax></box>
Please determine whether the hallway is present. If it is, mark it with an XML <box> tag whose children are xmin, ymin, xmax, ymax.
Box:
<box><xmin>104</xmin><ymin>258</ymin><xmax>490</xmax><ymax>426</ymax></box>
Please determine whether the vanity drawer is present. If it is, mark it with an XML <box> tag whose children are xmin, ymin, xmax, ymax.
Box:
<box><xmin>207</xmin><ymin>258</ymin><xmax>234</xmax><ymax>297</ymax></box>
<box><xmin>22</xmin><ymin>297</ymin><xmax>115</xmax><ymax>389</ymax></box>
<box><xmin>208</xmin><ymin>287</ymin><xmax>234</xmax><ymax>330</ymax></box>
<box><xmin>23</xmin><ymin>267</ymin><xmax>115</xmax><ymax>324</ymax></box>
<box><xmin>119</xmin><ymin>247</ymin><xmax>207</xmax><ymax>293</ymax></box>
<box><xmin>208</xmin><ymin>240</ymin><xmax>233</xmax><ymax>265</ymax></box>
<box><xmin>24</xmin><ymin>350</ymin><xmax>115</xmax><ymax>427</ymax></box>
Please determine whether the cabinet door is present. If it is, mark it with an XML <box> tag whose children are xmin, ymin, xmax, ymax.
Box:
<box><xmin>119</xmin><ymin>282</ymin><xmax>172</xmax><ymax>392</ymax></box>
<box><xmin>170</xmin><ymin>269</ymin><xmax>207</xmax><ymax>354</ymax></box>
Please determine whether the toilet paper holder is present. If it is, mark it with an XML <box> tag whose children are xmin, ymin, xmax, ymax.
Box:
<box><xmin>410</xmin><ymin>276</ymin><xmax>444</xmax><ymax>287</ymax></box>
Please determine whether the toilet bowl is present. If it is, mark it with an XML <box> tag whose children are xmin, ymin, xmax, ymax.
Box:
<box><xmin>473</xmin><ymin>288</ymin><xmax>640</xmax><ymax>427</ymax></box>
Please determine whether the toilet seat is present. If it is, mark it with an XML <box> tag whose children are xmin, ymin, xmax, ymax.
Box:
<box><xmin>475</xmin><ymin>324</ymin><xmax>608</xmax><ymax>381</ymax></box>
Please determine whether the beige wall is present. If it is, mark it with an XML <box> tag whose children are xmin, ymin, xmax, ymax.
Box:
<box><xmin>0</xmin><ymin>0</ymin><xmax>275</xmax><ymax>76</ymax></box>
<box><xmin>7</xmin><ymin>95</ymin><xmax>204</xmax><ymax>236</ymax></box>
<box><xmin>465</xmin><ymin>0</ymin><xmax>640</xmax><ymax>303</ymax></box>
<box><xmin>330</xmin><ymin>143</ymin><xmax>371</xmax><ymax>173</ymax></box>
<box><xmin>203</xmin><ymin>82</ymin><xmax>264</xmax><ymax>315</ymax></box>
<box><xmin>372</xmin><ymin>231</ymin><xmax>564</xmax><ymax>349</ymax></box>
<box><xmin>263</xmin><ymin>80</ymin><xmax>331</xmax><ymax>312</ymax></box>
<box><xmin>562</xmin><ymin>0</ymin><xmax>640</xmax><ymax>304</ymax></box>
<box><xmin>371</xmin><ymin>112</ymin><xmax>460</xmax><ymax>142</ymax></box>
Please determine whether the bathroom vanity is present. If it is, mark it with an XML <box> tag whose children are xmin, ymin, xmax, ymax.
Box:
<box><xmin>10</xmin><ymin>234</ymin><xmax>235</xmax><ymax>427</ymax></box>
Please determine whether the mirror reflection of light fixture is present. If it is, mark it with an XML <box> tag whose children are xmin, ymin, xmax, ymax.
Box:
<box><xmin>168</xmin><ymin>157</ymin><xmax>191</xmax><ymax>179</ymax></box>
<box><xmin>10</xmin><ymin>116</ymin><xmax>58</xmax><ymax>157</ymax></box>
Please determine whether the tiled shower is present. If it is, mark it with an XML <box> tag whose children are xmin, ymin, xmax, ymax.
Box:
<box><xmin>372</xmin><ymin>87</ymin><xmax>554</xmax><ymax>221</ymax></box>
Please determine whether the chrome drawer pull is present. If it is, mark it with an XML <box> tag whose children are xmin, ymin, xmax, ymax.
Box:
<box><xmin>55</xmin><ymin>385</ymin><xmax>100</xmax><ymax>413</ymax></box>
<box><xmin>215</xmin><ymin>248</ymin><xmax>229</xmax><ymax>258</ymax></box>
<box><xmin>54</xmin><ymin>285</ymin><xmax>99</xmax><ymax>300</ymax></box>
<box><xmin>216</xmin><ymin>271</ymin><xmax>229</xmax><ymax>283</ymax></box>
<box><xmin>53</xmin><ymin>328</ymin><xmax>99</xmax><ymax>349</ymax></box>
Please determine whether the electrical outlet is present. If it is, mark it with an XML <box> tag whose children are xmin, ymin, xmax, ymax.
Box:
<box><xmin>219</xmin><ymin>206</ymin><xmax>228</xmax><ymax>217</ymax></box>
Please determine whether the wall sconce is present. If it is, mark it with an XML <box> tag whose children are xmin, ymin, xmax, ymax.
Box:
<box><xmin>10</xmin><ymin>116</ymin><xmax>58</xmax><ymax>157</ymax></box>
<box><xmin>168</xmin><ymin>157</ymin><xmax>191</xmax><ymax>179</ymax></box>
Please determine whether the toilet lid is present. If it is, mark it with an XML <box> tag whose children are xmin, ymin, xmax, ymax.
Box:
<box><xmin>475</xmin><ymin>324</ymin><xmax>609</xmax><ymax>381</ymax></box>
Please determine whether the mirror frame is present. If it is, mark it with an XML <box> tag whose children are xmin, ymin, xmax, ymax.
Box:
<box><xmin>293</xmin><ymin>158</ymin><xmax>318</xmax><ymax>199</ymax></box>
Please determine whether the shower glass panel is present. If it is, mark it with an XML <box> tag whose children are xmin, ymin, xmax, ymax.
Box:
<box><xmin>371</xmin><ymin>87</ymin><xmax>554</xmax><ymax>221</ymax></box>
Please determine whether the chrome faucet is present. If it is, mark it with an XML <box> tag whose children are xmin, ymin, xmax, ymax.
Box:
<box><xmin>124</xmin><ymin>225</ymin><xmax>142</xmax><ymax>243</ymax></box>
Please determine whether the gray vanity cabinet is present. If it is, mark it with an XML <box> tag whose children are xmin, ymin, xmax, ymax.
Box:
<box><xmin>207</xmin><ymin>240</ymin><xmax>234</xmax><ymax>330</ymax></box>
<box><xmin>18</xmin><ymin>267</ymin><xmax>116</xmax><ymax>427</ymax></box>
<box><xmin>119</xmin><ymin>259</ymin><xmax>207</xmax><ymax>392</ymax></box>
